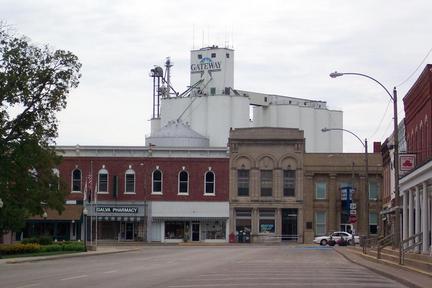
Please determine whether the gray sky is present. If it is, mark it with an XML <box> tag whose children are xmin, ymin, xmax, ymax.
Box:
<box><xmin>1</xmin><ymin>0</ymin><xmax>431</xmax><ymax>152</ymax></box>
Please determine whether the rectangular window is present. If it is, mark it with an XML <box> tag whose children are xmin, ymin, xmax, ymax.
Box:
<box><xmin>178</xmin><ymin>171</ymin><xmax>189</xmax><ymax>194</ymax></box>
<box><xmin>99</xmin><ymin>173</ymin><xmax>108</xmax><ymax>192</ymax></box>
<box><xmin>125</xmin><ymin>173</ymin><xmax>135</xmax><ymax>193</ymax></box>
<box><xmin>261</xmin><ymin>170</ymin><xmax>273</xmax><ymax>197</ymax></box>
<box><xmin>198</xmin><ymin>54</ymin><xmax>202</xmax><ymax>59</ymax></box>
<box><xmin>369</xmin><ymin>212</ymin><xmax>378</xmax><ymax>234</ymax></box>
<box><xmin>283</xmin><ymin>170</ymin><xmax>296</xmax><ymax>197</ymax></box>
<box><xmin>152</xmin><ymin>170</ymin><xmax>162</xmax><ymax>194</ymax></box>
<box><xmin>315</xmin><ymin>212</ymin><xmax>326</xmax><ymax>236</ymax></box>
<box><xmin>237</xmin><ymin>170</ymin><xmax>249</xmax><ymax>196</ymax></box>
<box><xmin>165</xmin><ymin>221</ymin><xmax>185</xmax><ymax>239</ymax></box>
<box><xmin>210</xmin><ymin>87</ymin><xmax>216</xmax><ymax>96</ymax></box>
<box><xmin>211</xmin><ymin>53</ymin><xmax>216</xmax><ymax>58</ymax></box>
<box><xmin>369</xmin><ymin>181</ymin><xmax>379</xmax><ymax>200</ymax></box>
<box><xmin>259</xmin><ymin>209</ymin><xmax>275</xmax><ymax>233</ymax></box>
<box><xmin>226</xmin><ymin>53</ymin><xmax>230</xmax><ymax>58</ymax></box>
<box><xmin>315</xmin><ymin>182</ymin><xmax>327</xmax><ymax>199</ymax></box>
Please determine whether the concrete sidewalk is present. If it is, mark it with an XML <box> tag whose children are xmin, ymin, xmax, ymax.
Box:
<box><xmin>334</xmin><ymin>246</ymin><xmax>432</xmax><ymax>288</ymax></box>
<box><xmin>0</xmin><ymin>246</ymin><xmax>139</xmax><ymax>265</ymax></box>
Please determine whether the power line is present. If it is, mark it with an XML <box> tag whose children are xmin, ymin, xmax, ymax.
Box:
<box><xmin>369</xmin><ymin>99</ymin><xmax>392</xmax><ymax>139</ymax></box>
<box><xmin>396</xmin><ymin>47</ymin><xmax>432</xmax><ymax>87</ymax></box>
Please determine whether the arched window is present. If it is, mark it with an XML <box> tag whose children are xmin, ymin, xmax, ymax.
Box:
<box><xmin>178</xmin><ymin>170</ymin><xmax>189</xmax><ymax>194</ymax></box>
<box><xmin>204</xmin><ymin>171</ymin><xmax>215</xmax><ymax>195</ymax></box>
<box><xmin>98</xmin><ymin>168</ymin><xmax>109</xmax><ymax>193</ymax></box>
<box><xmin>72</xmin><ymin>169</ymin><xmax>82</xmax><ymax>192</ymax></box>
<box><xmin>125</xmin><ymin>168</ymin><xmax>135</xmax><ymax>194</ymax></box>
<box><xmin>152</xmin><ymin>169</ymin><xmax>162</xmax><ymax>194</ymax></box>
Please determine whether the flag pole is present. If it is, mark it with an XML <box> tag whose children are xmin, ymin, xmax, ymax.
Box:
<box><xmin>95</xmin><ymin>181</ymin><xmax>98</xmax><ymax>248</ymax></box>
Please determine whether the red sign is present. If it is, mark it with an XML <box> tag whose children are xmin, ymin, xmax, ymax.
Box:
<box><xmin>400</xmin><ymin>154</ymin><xmax>416</xmax><ymax>172</ymax></box>
<box><xmin>349</xmin><ymin>215</ymin><xmax>357</xmax><ymax>224</ymax></box>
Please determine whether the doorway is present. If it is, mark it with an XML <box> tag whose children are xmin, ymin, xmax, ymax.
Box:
<box><xmin>282</xmin><ymin>209</ymin><xmax>298</xmax><ymax>241</ymax></box>
<box><xmin>126</xmin><ymin>222</ymin><xmax>134</xmax><ymax>240</ymax></box>
<box><xmin>192</xmin><ymin>222</ymin><xmax>200</xmax><ymax>241</ymax></box>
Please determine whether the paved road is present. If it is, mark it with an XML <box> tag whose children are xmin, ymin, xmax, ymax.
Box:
<box><xmin>0</xmin><ymin>245</ymin><xmax>407</xmax><ymax>288</ymax></box>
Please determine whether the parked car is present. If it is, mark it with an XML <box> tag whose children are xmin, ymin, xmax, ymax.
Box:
<box><xmin>313</xmin><ymin>231</ymin><xmax>360</xmax><ymax>245</ymax></box>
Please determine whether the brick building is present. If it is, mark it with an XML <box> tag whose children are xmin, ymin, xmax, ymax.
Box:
<box><xmin>21</xmin><ymin>145</ymin><xmax>230</xmax><ymax>243</ymax></box>
<box><xmin>399</xmin><ymin>64</ymin><xmax>432</xmax><ymax>254</ymax></box>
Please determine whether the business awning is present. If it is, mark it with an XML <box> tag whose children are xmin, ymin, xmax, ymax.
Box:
<box><xmin>28</xmin><ymin>205</ymin><xmax>83</xmax><ymax>221</ymax></box>
<box><xmin>152</xmin><ymin>216</ymin><xmax>228</xmax><ymax>222</ymax></box>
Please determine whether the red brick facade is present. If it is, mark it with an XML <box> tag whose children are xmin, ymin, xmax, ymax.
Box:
<box><xmin>60</xmin><ymin>157</ymin><xmax>229</xmax><ymax>202</ymax></box>
<box><xmin>403</xmin><ymin>64</ymin><xmax>432</xmax><ymax>165</ymax></box>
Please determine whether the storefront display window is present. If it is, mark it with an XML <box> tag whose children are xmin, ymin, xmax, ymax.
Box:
<box><xmin>259</xmin><ymin>209</ymin><xmax>275</xmax><ymax>233</ymax></box>
<box><xmin>165</xmin><ymin>221</ymin><xmax>185</xmax><ymax>239</ymax></box>
<box><xmin>202</xmin><ymin>220</ymin><xmax>225</xmax><ymax>240</ymax></box>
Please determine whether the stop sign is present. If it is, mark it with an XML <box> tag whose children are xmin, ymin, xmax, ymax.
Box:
<box><xmin>349</xmin><ymin>215</ymin><xmax>357</xmax><ymax>224</ymax></box>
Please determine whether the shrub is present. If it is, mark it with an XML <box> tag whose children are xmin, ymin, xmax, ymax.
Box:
<box><xmin>21</xmin><ymin>236</ymin><xmax>53</xmax><ymax>245</ymax></box>
<box><xmin>40</xmin><ymin>244</ymin><xmax>63</xmax><ymax>252</ymax></box>
<box><xmin>61</xmin><ymin>243</ymin><xmax>85</xmax><ymax>252</ymax></box>
<box><xmin>0</xmin><ymin>243</ymin><xmax>41</xmax><ymax>255</ymax></box>
<box><xmin>21</xmin><ymin>237</ymin><xmax>39</xmax><ymax>244</ymax></box>
<box><xmin>38</xmin><ymin>236</ymin><xmax>53</xmax><ymax>245</ymax></box>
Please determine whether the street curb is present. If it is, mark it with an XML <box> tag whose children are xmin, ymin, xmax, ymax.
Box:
<box><xmin>4</xmin><ymin>248</ymin><xmax>140</xmax><ymax>264</ymax></box>
<box><xmin>334</xmin><ymin>248</ymin><xmax>422</xmax><ymax>288</ymax></box>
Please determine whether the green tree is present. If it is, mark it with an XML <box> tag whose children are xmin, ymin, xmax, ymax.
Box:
<box><xmin>0</xmin><ymin>26</ymin><xmax>82</xmax><ymax>235</ymax></box>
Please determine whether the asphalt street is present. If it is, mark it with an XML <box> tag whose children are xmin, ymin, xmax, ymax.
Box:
<box><xmin>0</xmin><ymin>245</ymin><xmax>408</xmax><ymax>288</ymax></box>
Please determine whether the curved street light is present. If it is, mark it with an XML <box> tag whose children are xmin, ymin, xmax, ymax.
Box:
<box><xmin>322</xmin><ymin>127</ymin><xmax>369</xmax><ymax>237</ymax></box>
<box><xmin>329</xmin><ymin>71</ymin><xmax>400</xmax><ymax>247</ymax></box>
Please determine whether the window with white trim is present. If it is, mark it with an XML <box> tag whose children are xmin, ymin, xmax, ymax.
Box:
<box><xmin>125</xmin><ymin>169</ymin><xmax>135</xmax><ymax>193</ymax></box>
<box><xmin>98</xmin><ymin>168</ymin><xmax>108</xmax><ymax>193</ymax></box>
<box><xmin>72</xmin><ymin>169</ymin><xmax>81</xmax><ymax>192</ymax></box>
<box><xmin>152</xmin><ymin>169</ymin><xmax>162</xmax><ymax>194</ymax></box>
<box><xmin>204</xmin><ymin>171</ymin><xmax>215</xmax><ymax>195</ymax></box>
<box><xmin>178</xmin><ymin>171</ymin><xmax>189</xmax><ymax>194</ymax></box>
<box><xmin>315</xmin><ymin>211</ymin><xmax>326</xmax><ymax>236</ymax></box>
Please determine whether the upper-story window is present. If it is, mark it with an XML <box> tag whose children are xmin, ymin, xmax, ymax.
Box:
<box><xmin>178</xmin><ymin>170</ymin><xmax>189</xmax><ymax>194</ymax></box>
<box><xmin>260</xmin><ymin>170</ymin><xmax>273</xmax><ymax>197</ymax></box>
<box><xmin>204</xmin><ymin>171</ymin><xmax>215</xmax><ymax>195</ymax></box>
<box><xmin>283</xmin><ymin>170</ymin><xmax>296</xmax><ymax>197</ymax></box>
<box><xmin>237</xmin><ymin>169</ymin><xmax>249</xmax><ymax>196</ymax></box>
<box><xmin>98</xmin><ymin>168</ymin><xmax>108</xmax><ymax>193</ymax></box>
<box><xmin>211</xmin><ymin>53</ymin><xmax>216</xmax><ymax>58</ymax></box>
<box><xmin>315</xmin><ymin>182</ymin><xmax>327</xmax><ymax>199</ymax></box>
<box><xmin>369</xmin><ymin>181</ymin><xmax>379</xmax><ymax>200</ymax></box>
<box><xmin>72</xmin><ymin>169</ymin><xmax>82</xmax><ymax>192</ymax></box>
<box><xmin>125</xmin><ymin>168</ymin><xmax>135</xmax><ymax>194</ymax></box>
<box><xmin>152</xmin><ymin>169</ymin><xmax>162</xmax><ymax>194</ymax></box>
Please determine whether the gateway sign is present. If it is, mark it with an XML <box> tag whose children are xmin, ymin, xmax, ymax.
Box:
<box><xmin>191</xmin><ymin>57</ymin><xmax>221</xmax><ymax>73</ymax></box>
<box><xmin>95</xmin><ymin>207</ymin><xmax>139</xmax><ymax>214</ymax></box>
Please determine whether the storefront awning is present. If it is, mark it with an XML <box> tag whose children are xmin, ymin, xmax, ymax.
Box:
<box><xmin>152</xmin><ymin>216</ymin><xmax>228</xmax><ymax>222</ymax></box>
<box><xmin>28</xmin><ymin>205</ymin><xmax>83</xmax><ymax>221</ymax></box>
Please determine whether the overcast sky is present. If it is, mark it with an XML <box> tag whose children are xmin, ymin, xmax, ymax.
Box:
<box><xmin>1</xmin><ymin>0</ymin><xmax>431</xmax><ymax>152</ymax></box>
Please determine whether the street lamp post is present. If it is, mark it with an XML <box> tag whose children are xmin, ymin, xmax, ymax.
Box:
<box><xmin>322</xmin><ymin>128</ymin><xmax>369</xmax><ymax>236</ymax></box>
<box><xmin>83</xmin><ymin>207</ymin><xmax>88</xmax><ymax>252</ymax></box>
<box><xmin>329</xmin><ymin>71</ymin><xmax>400</xmax><ymax>247</ymax></box>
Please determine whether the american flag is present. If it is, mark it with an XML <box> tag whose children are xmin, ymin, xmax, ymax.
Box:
<box><xmin>87</xmin><ymin>174</ymin><xmax>93</xmax><ymax>202</ymax></box>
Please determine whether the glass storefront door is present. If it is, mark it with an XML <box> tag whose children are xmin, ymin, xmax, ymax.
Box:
<box><xmin>126</xmin><ymin>222</ymin><xmax>134</xmax><ymax>240</ymax></box>
<box><xmin>192</xmin><ymin>222</ymin><xmax>200</xmax><ymax>241</ymax></box>
<box><xmin>282</xmin><ymin>209</ymin><xmax>298</xmax><ymax>241</ymax></box>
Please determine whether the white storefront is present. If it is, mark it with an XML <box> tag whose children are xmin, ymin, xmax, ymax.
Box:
<box><xmin>399</xmin><ymin>161</ymin><xmax>432</xmax><ymax>254</ymax></box>
<box><xmin>149</xmin><ymin>201</ymin><xmax>229</xmax><ymax>243</ymax></box>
